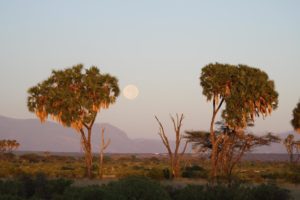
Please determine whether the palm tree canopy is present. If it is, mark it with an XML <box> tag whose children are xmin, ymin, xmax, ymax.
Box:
<box><xmin>200</xmin><ymin>63</ymin><xmax>278</xmax><ymax>129</ymax></box>
<box><xmin>27</xmin><ymin>64</ymin><xmax>120</xmax><ymax>131</ymax></box>
<box><xmin>291</xmin><ymin>101</ymin><xmax>300</xmax><ymax>133</ymax></box>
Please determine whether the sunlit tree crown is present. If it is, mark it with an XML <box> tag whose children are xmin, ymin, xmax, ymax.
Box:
<box><xmin>291</xmin><ymin>101</ymin><xmax>300</xmax><ymax>133</ymax></box>
<box><xmin>27</xmin><ymin>64</ymin><xmax>120</xmax><ymax>131</ymax></box>
<box><xmin>200</xmin><ymin>63</ymin><xmax>278</xmax><ymax>129</ymax></box>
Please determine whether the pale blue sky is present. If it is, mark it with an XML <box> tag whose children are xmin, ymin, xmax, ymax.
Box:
<box><xmin>0</xmin><ymin>0</ymin><xmax>299</xmax><ymax>139</ymax></box>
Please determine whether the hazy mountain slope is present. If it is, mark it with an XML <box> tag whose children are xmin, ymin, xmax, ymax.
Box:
<box><xmin>0</xmin><ymin>115</ymin><xmax>162</xmax><ymax>153</ymax></box>
<box><xmin>0</xmin><ymin>116</ymin><xmax>136</xmax><ymax>152</ymax></box>
<box><xmin>1</xmin><ymin>115</ymin><xmax>297</xmax><ymax>153</ymax></box>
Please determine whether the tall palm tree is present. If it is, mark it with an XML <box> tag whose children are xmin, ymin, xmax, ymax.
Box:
<box><xmin>27</xmin><ymin>64</ymin><xmax>119</xmax><ymax>178</ymax></box>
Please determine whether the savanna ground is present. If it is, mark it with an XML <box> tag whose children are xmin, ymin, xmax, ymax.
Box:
<box><xmin>1</xmin><ymin>152</ymin><xmax>300</xmax><ymax>199</ymax></box>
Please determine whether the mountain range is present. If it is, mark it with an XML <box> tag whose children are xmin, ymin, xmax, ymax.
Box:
<box><xmin>0</xmin><ymin>115</ymin><xmax>168</xmax><ymax>153</ymax></box>
<box><xmin>0</xmin><ymin>115</ymin><xmax>299</xmax><ymax>153</ymax></box>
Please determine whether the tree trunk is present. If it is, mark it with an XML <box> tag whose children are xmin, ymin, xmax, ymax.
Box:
<box><xmin>209</xmin><ymin>98</ymin><xmax>224</xmax><ymax>182</ymax></box>
<box><xmin>98</xmin><ymin>128</ymin><xmax>110</xmax><ymax>179</ymax></box>
<box><xmin>210</xmin><ymin>112</ymin><xmax>218</xmax><ymax>180</ymax></box>
<box><xmin>85</xmin><ymin>146</ymin><xmax>93</xmax><ymax>178</ymax></box>
<box><xmin>170</xmin><ymin>155</ymin><xmax>175</xmax><ymax>179</ymax></box>
<box><xmin>80</xmin><ymin>127</ymin><xmax>93</xmax><ymax>179</ymax></box>
<box><xmin>210</xmin><ymin>142</ymin><xmax>218</xmax><ymax>179</ymax></box>
<box><xmin>173</xmin><ymin>158</ymin><xmax>180</xmax><ymax>178</ymax></box>
<box><xmin>99</xmin><ymin>149</ymin><xmax>104</xmax><ymax>178</ymax></box>
<box><xmin>290</xmin><ymin>152</ymin><xmax>294</xmax><ymax>163</ymax></box>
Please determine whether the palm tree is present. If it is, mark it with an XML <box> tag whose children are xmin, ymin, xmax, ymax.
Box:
<box><xmin>27</xmin><ymin>65</ymin><xmax>119</xmax><ymax>178</ymax></box>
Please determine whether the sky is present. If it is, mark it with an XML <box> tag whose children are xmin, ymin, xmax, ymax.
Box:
<box><xmin>0</xmin><ymin>0</ymin><xmax>299</xmax><ymax>139</ymax></box>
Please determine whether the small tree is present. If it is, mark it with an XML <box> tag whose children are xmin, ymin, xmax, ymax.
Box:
<box><xmin>283</xmin><ymin>134</ymin><xmax>300</xmax><ymax>163</ymax></box>
<box><xmin>27</xmin><ymin>64</ymin><xmax>119</xmax><ymax>178</ymax></box>
<box><xmin>200</xmin><ymin>63</ymin><xmax>279</xmax><ymax>180</ymax></box>
<box><xmin>185</xmin><ymin>128</ymin><xmax>280</xmax><ymax>182</ymax></box>
<box><xmin>284</xmin><ymin>134</ymin><xmax>295</xmax><ymax>163</ymax></box>
<box><xmin>291</xmin><ymin>101</ymin><xmax>300</xmax><ymax>133</ymax></box>
<box><xmin>99</xmin><ymin>128</ymin><xmax>110</xmax><ymax>179</ymax></box>
<box><xmin>0</xmin><ymin>139</ymin><xmax>20</xmax><ymax>152</ymax></box>
<box><xmin>155</xmin><ymin>114</ymin><xmax>188</xmax><ymax>178</ymax></box>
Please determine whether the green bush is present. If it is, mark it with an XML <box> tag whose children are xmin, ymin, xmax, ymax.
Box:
<box><xmin>182</xmin><ymin>165</ymin><xmax>208</xmax><ymax>179</ymax></box>
<box><xmin>205</xmin><ymin>184</ymin><xmax>252</xmax><ymax>200</ymax></box>
<box><xmin>171</xmin><ymin>183</ymin><xmax>291</xmax><ymax>200</ymax></box>
<box><xmin>147</xmin><ymin>167</ymin><xmax>165</xmax><ymax>180</ymax></box>
<box><xmin>56</xmin><ymin>186</ymin><xmax>106</xmax><ymax>200</ymax></box>
<box><xmin>261</xmin><ymin>172</ymin><xmax>278</xmax><ymax>180</ymax></box>
<box><xmin>105</xmin><ymin>176</ymin><xmax>171</xmax><ymax>200</ymax></box>
<box><xmin>172</xmin><ymin>185</ymin><xmax>205</xmax><ymax>200</ymax></box>
<box><xmin>0</xmin><ymin>153</ymin><xmax>17</xmax><ymax>162</ymax></box>
<box><xmin>286</xmin><ymin>173</ymin><xmax>300</xmax><ymax>184</ymax></box>
<box><xmin>0</xmin><ymin>173</ymin><xmax>73</xmax><ymax>200</ymax></box>
<box><xmin>17</xmin><ymin>174</ymin><xmax>36</xmax><ymax>198</ymax></box>
<box><xmin>163</xmin><ymin>168</ymin><xmax>171</xmax><ymax>179</ymax></box>
<box><xmin>0</xmin><ymin>180</ymin><xmax>20</xmax><ymax>197</ymax></box>
<box><xmin>251</xmin><ymin>184</ymin><xmax>291</xmax><ymax>200</ymax></box>
<box><xmin>48</xmin><ymin>178</ymin><xmax>73</xmax><ymax>195</ymax></box>
<box><xmin>0</xmin><ymin>175</ymin><xmax>292</xmax><ymax>200</ymax></box>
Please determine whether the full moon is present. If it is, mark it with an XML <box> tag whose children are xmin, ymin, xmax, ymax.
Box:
<box><xmin>123</xmin><ymin>84</ymin><xmax>139</xmax><ymax>100</ymax></box>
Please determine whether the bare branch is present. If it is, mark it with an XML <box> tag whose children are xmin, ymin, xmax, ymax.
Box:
<box><xmin>155</xmin><ymin>116</ymin><xmax>172</xmax><ymax>155</ymax></box>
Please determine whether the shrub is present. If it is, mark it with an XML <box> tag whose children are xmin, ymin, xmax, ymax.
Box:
<box><xmin>149</xmin><ymin>156</ymin><xmax>160</xmax><ymax>163</ymax></box>
<box><xmin>205</xmin><ymin>184</ymin><xmax>251</xmax><ymax>200</ymax></box>
<box><xmin>147</xmin><ymin>167</ymin><xmax>165</xmax><ymax>180</ymax></box>
<box><xmin>286</xmin><ymin>173</ymin><xmax>300</xmax><ymax>184</ymax></box>
<box><xmin>57</xmin><ymin>186</ymin><xmax>106</xmax><ymax>200</ymax></box>
<box><xmin>105</xmin><ymin>176</ymin><xmax>171</xmax><ymax>200</ymax></box>
<box><xmin>0</xmin><ymin>153</ymin><xmax>16</xmax><ymax>161</ymax></box>
<box><xmin>19</xmin><ymin>154</ymin><xmax>44</xmax><ymax>163</ymax></box>
<box><xmin>251</xmin><ymin>184</ymin><xmax>291</xmax><ymax>200</ymax></box>
<box><xmin>47</xmin><ymin>178</ymin><xmax>73</xmax><ymax>195</ymax></box>
<box><xmin>163</xmin><ymin>168</ymin><xmax>171</xmax><ymax>179</ymax></box>
<box><xmin>170</xmin><ymin>183</ymin><xmax>292</xmax><ymax>200</ymax></box>
<box><xmin>172</xmin><ymin>185</ymin><xmax>205</xmax><ymax>200</ymax></box>
<box><xmin>0</xmin><ymin>173</ymin><xmax>73</xmax><ymax>200</ymax></box>
<box><xmin>61</xmin><ymin>166</ymin><xmax>75</xmax><ymax>171</ymax></box>
<box><xmin>0</xmin><ymin>180</ymin><xmax>20</xmax><ymax>196</ymax></box>
<box><xmin>182</xmin><ymin>165</ymin><xmax>208</xmax><ymax>178</ymax></box>
<box><xmin>17</xmin><ymin>174</ymin><xmax>35</xmax><ymax>198</ymax></box>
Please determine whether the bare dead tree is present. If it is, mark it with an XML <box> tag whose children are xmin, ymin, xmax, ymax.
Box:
<box><xmin>99</xmin><ymin>128</ymin><xmax>111</xmax><ymax>179</ymax></box>
<box><xmin>155</xmin><ymin>113</ymin><xmax>188</xmax><ymax>178</ymax></box>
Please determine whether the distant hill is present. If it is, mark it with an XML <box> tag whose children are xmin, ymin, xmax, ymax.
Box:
<box><xmin>1</xmin><ymin>115</ymin><xmax>298</xmax><ymax>154</ymax></box>
<box><xmin>0</xmin><ymin>115</ymin><xmax>167</xmax><ymax>153</ymax></box>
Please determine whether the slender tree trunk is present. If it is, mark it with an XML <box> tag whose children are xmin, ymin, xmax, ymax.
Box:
<box><xmin>209</xmin><ymin>98</ymin><xmax>224</xmax><ymax>182</ymax></box>
<box><xmin>85</xmin><ymin>145</ymin><xmax>92</xmax><ymax>178</ymax></box>
<box><xmin>86</xmin><ymin>128</ymin><xmax>93</xmax><ymax>178</ymax></box>
<box><xmin>99</xmin><ymin>148</ymin><xmax>104</xmax><ymax>178</ymax></box>
<box><xmin>173</xmin><ymin>157</ymin><xmax>180</xmax><ymax>178</ymax></box>
<box><xmin>169</xmin><ymin>154</ymin><xmax>175</xmax><ymax>179</ymax></box>
<box><xmin>80</xmin><ymin>128</ymin><xmax>93</xmax><ymax>179</ymax></box>
<box><xmin>210</xmin><ymin>112</ymin><xmax>218</xmax><ymax>180</ymax></box>
<box><xmin>99</xmin><ymin>128</ymin><xmax>110</xmax><ymax>179</ymax></box>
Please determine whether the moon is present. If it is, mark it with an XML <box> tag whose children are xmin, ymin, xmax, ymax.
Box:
<box><xmin>123</xmin><ymin>84</ymin><xmax>139</xmax><ymax>100</ymax></box>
